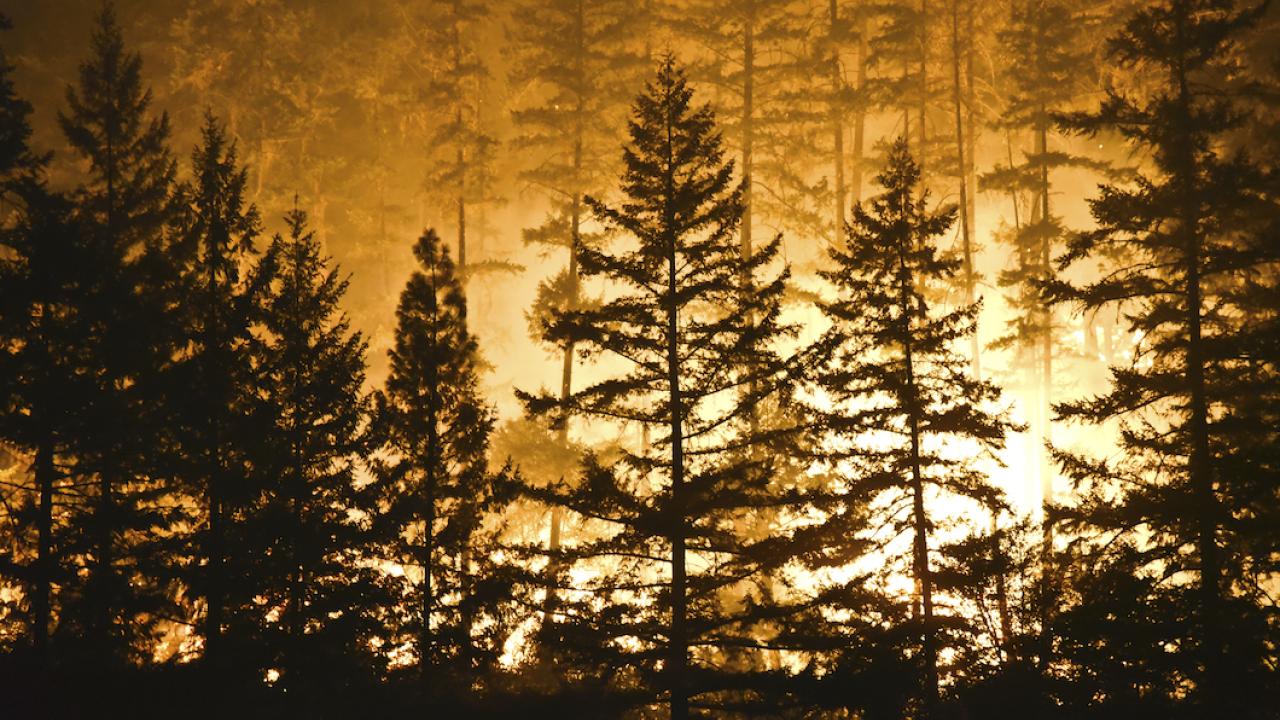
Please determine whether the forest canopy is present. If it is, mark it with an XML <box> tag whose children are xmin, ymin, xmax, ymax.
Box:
<box><xmin>0</xmin><ymin>1</ymin><xmax>1277</xmax><ymax>718</ymax></box>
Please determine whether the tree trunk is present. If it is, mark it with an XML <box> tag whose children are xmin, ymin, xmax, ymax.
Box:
<box><xmin>547</xmin><ymin>0</ymin><xmax>587</xmax><ymax>612</ymax></box>
<box><xmin>666</xmin><ymin>208</ymin><xmax>688</xmax><ymax>720</ymax></box>
<box><xmin>663</xmin><ymin>78</ymin><xmax>689</xmax><ymax>720</ymax></box>
<box><xmin>917</xmin><ymin>0</ymin><xmax>929</xmax><ymax>172</ymax></box>
<box><xmin>964</xmin><ymin>0</ymin><xmax>977</xmax><ymax>248</ymax></box>
<box><xmin>1173</xmin><ymin>8</ymin><xmax>1221</xmax><ymax>707</ymax></box>
<box><xmin>950</xmin><ymin>0</ymin><xmax>979</xmax><ymax>378</ymax></box>
<box><xmin>830</xmin><ymin>0</ymin><xmax>845</xmax><ymax>245</ymax></box>
<box><xmin>742</xmin><ymin>17</ymin><xmax>755</xmax><ymax>262</ymax></box>
<box><xmin>34</xmin><ymin>437</ymin><xmax>54</xmax><ymax>661</ymax></box>
<box><xmin>852</xmin><ymin>10</ymin><xmax>868</xmax><ymax>204</ymax></box>
<box><xmin>421</xmin><ymin>256</ymin><xmax>443</xmax><ymax>680</ymax></box>
<box><xmin>1035</xmin><ymin>119</ymin><xmax>1052</xmax><ymax>523</ymax></box>
<box><xmin>901</xmin><ymin>266</ymin><xmax>938</xmax><ymax>714</ymax></box>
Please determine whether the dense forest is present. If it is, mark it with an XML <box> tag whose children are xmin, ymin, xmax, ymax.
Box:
<box><xmin>0</xmin><ymin>0</ymin><xmax>1277</xmax><ymax>717</ymax></box>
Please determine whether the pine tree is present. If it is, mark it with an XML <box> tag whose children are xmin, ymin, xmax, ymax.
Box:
<box><xmin>865</xmin><ymin>0</ymin><xmax>945</xmax><ymax>173</ymax></box>
<box><xmin>374</xmin><ymin>228</ymin><xmax>509</xmax><ymax>691</ymax></box>
<box><xmin>818</xmin><ymin>0</ymin><xmax>875</xmax><ymax>240</ymax></box>
<box><xmin>167</xmin><ymin>112</ymin><xmax>267</xmax><ymax>677</ymax></box>
<box><xmin>981</xmin><ymin>0</ymin><xmax>1106</xmax><ymax>519</ymax></box>
<box><xmin>507</xmin><ymin>0</ymin><xmax>648</xmax><ymax>575</ymax></box>
<box><xmin>248</xmin><ymin>206</ymin><xmax>382</xmax><ymax>702</ymax></box>
<box><xmin>518</xmin><ymin>58</ymin><xmax>808</xmax><ymax>719</ymax></box>
<box><xmin>55</xmin><ymin>2</ymin><xmax>180</xmax><ymax>664</ymax></box>
<box><xmin>0</xmin><ymin>20</ymin><xmax>78</xmax><ymax>661</ymax></box>
<box><xmin>810</xmin><ymin>138</ymin><xmax>1015</xmax><ymax>715</ymax></box>
<box><xmin>679</xmin><ymin>0</ymin><xmax>819</xmax><ymax>252</ymax></box>
<box><xmin>1050</xmin><ymin>0</ymin><xmax>1279</xmax><ymax>713</ymax></box>
<box><xmin>411</xmin><ymin>0</ymin><xmax>500</xmax><ymax>279</ymax></box>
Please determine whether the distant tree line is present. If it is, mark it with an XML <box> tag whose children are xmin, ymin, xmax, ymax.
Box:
<box><xmin>0</xmin><ymin>2</ymin><xmax>1278</xmax><ymax>719</ymax></box>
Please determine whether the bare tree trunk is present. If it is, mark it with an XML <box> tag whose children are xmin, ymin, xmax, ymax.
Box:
<box><xmin>830</xmin><ymin>0</ymin><xmax>845</xmax><ymax>245</ymax></box>
<box><xmin>852</xmin><ymin>10</ymin><xmax>868</xmax><ymax>204</ymax></box>
<box><xmin>917</xmin><ymin>0</ymin><xmax>929</xmax><ymax>172</ymax></box>
<box><xmin>950</xmin><ymin>0</ymin><xmax>979</xmax><ymax>378</ymax></box>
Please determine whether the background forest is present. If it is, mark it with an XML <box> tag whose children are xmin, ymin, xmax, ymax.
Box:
<box><xmin>0</xmin><ymin>0</ymin><xmax>1278</xmax><ymax>718</ymax></box>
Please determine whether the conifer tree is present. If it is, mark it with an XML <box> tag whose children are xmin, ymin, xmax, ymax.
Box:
<box><xmin>810</xmin><ymin>138</ymin><xmax>1015</xmax><ymax>715</ymax></box>
<box><xmin>0</xmin><ymin>22</ymin><xmax>78</xmax><ymax>661</ymax></box>
<box><xmin>818</xmin><ymin>0</ymin><xmax>875</xmax><ymax>240</ymax></box>
<box><xmin>412</xmin><ymin>0</ymin><xmax>499</xmax><ymax>278</ymax></box>
<box><xmin>519</xmin><ymin>58</ymin><xmax>807</xmax><ymax>719</ymax></box>
<box><xmin>374</xmin><ymin>229</ymin><xmax>509</xmax><ymax>690</ymax></box>
<box><xmin>866</xmin><ymin>1</ymin><xmax>943</xmax><ymax>171</ymax></box>
<box><xmin>981</xmin><ymin>0</ymin><xmax>1105</xmax><ymax>516</ymax></box>
<box><xmin>508</xmin><ymin>0</ymin><xmax>648</xmax><ymax>569</ymax></box>
<box><xmin>55</xmin><ymin>2</ymin><xmax>180</xmax><ymax>664</ymax></box>
<box><xmin>0</xmin><ymin>191</ymin><xmax>82</xmax><ymax>664</ymax></box>
<box><xmin>1050</xmin><ymin>0</ymin><xmax>1280</xmax><ymax>712</ymax></box>
<box><xmin>248</xmin><ymin>206</ymin><xmax>381</xmax><ymax>701</ymax></box>
<box><xmin>679</xmin><ymin>0</ymin><xmax>819</xmax><ymax>251</ymax></box>
<box><xmin>168</xmin><ymin>112</ymin><xmax>267</xmax><ymax>676</ymax></box>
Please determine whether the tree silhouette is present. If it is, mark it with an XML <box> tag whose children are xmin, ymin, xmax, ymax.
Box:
<box><xmin>811</xmin><ymin>138</ymin><xmax>1015</xmax><ymax>715</ymax></box>
<box><xmin>374</xmin><ymin>229</ymin><xmax>510</xmax><ymax>692</ymax></box>
<box><xmin>520</xmin><ymin>57</ymin><xmax>807</xmax><ymax>719</ymax></box>
<box><xmin>1051</xmin><ymin>0</ymin><xmax>1279</xmax><ymax>713</ymax></box>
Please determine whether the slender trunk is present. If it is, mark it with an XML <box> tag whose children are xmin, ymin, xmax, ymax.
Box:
<box><xmin>667</xmin><ymin>217</ymin><xmax>688</xmax><ymax>720</ymax></box>
<box><xmin>204</xmin><ymin>254</ymin><xmax>225</xmax><ymax>674</ymax></box>
<box><xmin>421</xmin><ymin>440</ymin><xmax>436</xmax><ymax>678</ymax></box>
<box><xmin>664</xmin><ymin>88</ymin><xmax>689</xmax><ymax>720</ymax></box>
<box><xmin>992</xmin><ymin>519</ymin><xmax>1013</xmax><ymax>662</ymax></box>
<box><xmin>34</xmin><ymin>438</ymin><xmax>54</xmax><ymax>660</ymax></box>
<box><xmin>852</xmin><ymin>11</ymin><xmax>868</xmax><ymax>204</ymax></box>
<box><xmin>899</xmin><ymin>241</ymin><xmax>938</xmax><ymax>714</ymax></box>
<box><xmin>546</xmin><ymin>198</ymin><xmax>578</xmax><ymax>610</ymax></box>
<box><xmin>1006</xmin><ymin>130</ymin><xmax>1022</xmax><ymax>230</ymax></box>
<box><xmin>964</xmin><ymin>0</ymin><xmax>977</xmax><ymax>245</ymax></box>
<box><xmin>1035</xmin><ymin>119</ymin><xmax>1052</xmax><ymax>522</ymax></box>
<box><xmin>917</xmin><ymin>0</ymin><xmax>929</xmax><ymax>172</ymax></box>
<box><xmin>287</xmin><ymin>269</ymin><xmax>305</xmax><ymax>683</ymax></box>
<box><xmin>206</xmin><ymin>475</ymin><xmax>222</xmax><ymax>668</ymax></box>
<box><xmin>950</xmin><ymin>0</ymin><xmax>979</xmax><ymax>378</ymax></box>
<box><xmin>457</xmin><ymin>190</ymin><xmax>467</xmax><ymax>271</ymax></box>
<box><xmin>94</xmin><ymin>130</ymin><xmax>118</xmax><ymax>663</ymax></box>
<box><xmin>1031</xmin><ymin>112</ymin><xmax>1058</xmax><ymax>674</ymax></box>
<box><xmin>742</xmin><ymin>18</ymin><xmax>755</xmax><ymax>262</ymax></box>
<box><xmin>453</xmin><ymin>9</ymin><xmax>467</xmax><ymax>277</ymax></box>
<box><xmin>547</xmin><ymin>0</ymin><xmax>587</xmax><ymax>611</ymax></box>
<box><xmin>421</xmin><ymin>256</ymin><xmax>442</xmax><ymax>679</ymax></box>
<box><xmin>830</xmin><ymin>0</ymin><xmax>845</xmax><ymax>245</ymax></box>
<box><xmin>1173</xmin><ymin>9</ymin><xmax>1221</xmax><ymax>708</ymax></box>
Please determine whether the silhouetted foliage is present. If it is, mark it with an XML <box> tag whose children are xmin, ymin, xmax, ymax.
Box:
<box><xmin>0</xmin><ymin>2</ymin><xmax>1276</xmax><ymax>717</ymax></box>
<box><xmin>373</xmin><ymin>228</ymin><xmax>513</xmax><ymax>696</ymax></box>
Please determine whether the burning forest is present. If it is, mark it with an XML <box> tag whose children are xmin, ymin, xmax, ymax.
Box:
<box><xmin>0</xmin><ymin>0</ymin><xmax>1278</xmax><ymax>717</ymax></box>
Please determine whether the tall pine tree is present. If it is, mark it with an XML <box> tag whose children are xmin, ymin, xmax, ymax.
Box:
<box><xmin>1050</xmin><ymin>0</ymin><xmax>1280</xmax><ymax>713</ymax></box>
<box><xmin>168</xmin><ymin>112</ymin><xmax>268</xmax><ymax>677</ymax></box>
<box><xmin>519</xmin><ymin>58</ymin><xmax>808</xmax><ymax>719</ymax></box>
<box><xmin>374</xmin><ymin>229</ymin><xmax>509</xmax><ymax>694</ymax></box>
<box><xmin>981</xmin><ymin>0</ymin><xmax>1106</xmax><ymax>518</ymax></box>
<box><xmin>810</xmin><ymin>138</ymin><xmax>1015</xmax><ymax>715</ymax></box>
<box><xmin>55</xmin><ymin>2</ymin><xmax>180</xmax><ymax>664</ymax></box>
<box><xmin>0</xmin><ymin>16</ymin><xmax>77</xmax><ymax>662</ymax></box>
<box><xmin>248</xmin><ymin>206</ymin><xmax>382</xmax><ymax>703</ymax></box>
<box><xmin>507</xmin><ymin>0</ymin><xmax>649</xmax><ymax>579</ymax></box>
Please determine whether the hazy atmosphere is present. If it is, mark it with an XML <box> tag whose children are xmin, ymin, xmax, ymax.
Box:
<box><xmin>0</xmin><ymin>0</ymin><xmax>1277</xmax><ymax>717</ymax></box>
